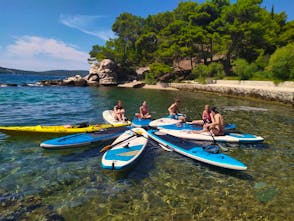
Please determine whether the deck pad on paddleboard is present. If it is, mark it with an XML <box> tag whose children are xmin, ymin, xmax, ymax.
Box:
<box><xmin>101</xmin><ymin>128</ymin><xmax>148</xmax><ymax>170</ymax></box>
<box><xmin>147</xmin><ymin>130</ymin><xmax>247</xmax><ymax>170</ymax></box>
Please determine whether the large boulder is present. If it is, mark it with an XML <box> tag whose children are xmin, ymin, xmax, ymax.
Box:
<box><xmin>85</xmin><ymin>59</ymin><xmax>118</xmax><ymax>85</ymax></box>
<box><xmin>63</xmin><ymin>75</ymin><xmax>88</xmax><ymax>86</ymax></box>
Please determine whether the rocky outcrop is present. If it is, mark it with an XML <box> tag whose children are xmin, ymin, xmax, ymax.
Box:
<box><xmin>117</xmin><ymin>80</ymin><xmax>145</xmax><ymax>88</ymax></box>
<box><xmin>37</xmin><ymin>59</ymin><xmax>118</xmax><ymax>87</ymax></box>
<box><xmin>86</xmin><ymin>59</ymin><xmax>118</xmax><ymax>85</ymax></box>
<box><xmin>39</xmin><ymin>75</ymin><xmax>88</xmax><ymax>87</ymax></box>
<box><xmin>63</xmin><ymin>75</ymin><xmax>88</xmax><ymax>86</ymax></box>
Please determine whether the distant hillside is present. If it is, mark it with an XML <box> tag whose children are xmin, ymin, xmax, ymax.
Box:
<box><xmin>0</xmin><ymin>67</ymin><xmax>88</xmax><ymax>76</ymax></box>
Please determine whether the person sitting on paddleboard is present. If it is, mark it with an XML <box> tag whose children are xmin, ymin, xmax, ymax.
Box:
<box><xmin>135</xmin><ymin>101</ymin><xmax>151</xmax><ymax>119</ymax></box>
<box><xmin>194</xmin><ymin>106</ymin><xmax>224</xmax><ymax>135</ymax></box>
<box><xmin>191</xmin><ymin>104</ymin><xmax>212</xmax><ymax>125</ymax></box>
<box><xmin>168</xmin><ymin>99</ymin><xmax>186</xmax><ymax>122</ymax></box>
<box><xmin>113</xmin><ymin>100</ymin><xmax>126</xmax><ymax>121</ymax></box>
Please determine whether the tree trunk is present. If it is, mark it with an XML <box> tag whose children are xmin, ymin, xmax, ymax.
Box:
<box><xmin>210</xmin><ymin>38</ymin><xmax>213</xmax><ymax>62</ymax></box>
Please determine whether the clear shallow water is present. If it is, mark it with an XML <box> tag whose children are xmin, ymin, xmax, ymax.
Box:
<box><xmin>0</xmin><ymin>74</ymin><xmax>293</xmax><ymax>220</ymax></box>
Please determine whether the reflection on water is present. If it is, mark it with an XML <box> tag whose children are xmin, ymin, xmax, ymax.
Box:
<box><xmin>0</xmin><ymin>85</ymin><xmax>293</xmax><ymax>220</ymax></box>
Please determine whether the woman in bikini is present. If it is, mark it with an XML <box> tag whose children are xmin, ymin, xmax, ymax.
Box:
<box><xmin>113</xmin><ymin>100</ymin><xmax>126</xmax><ymax>121</ymax></box>
<box><xmin>191</xmin><ymin>104</ymin><xmax>211</xmax><ymax>125</ymax></box>
<box><xmin>194</xmin><ymin>106</ymin><xmax>224</xmax><ymax>136</ymax></box>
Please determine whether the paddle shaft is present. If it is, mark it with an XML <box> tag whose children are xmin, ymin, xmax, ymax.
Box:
<box><xmin>100</xmin><ymin>131</ymin><xmax>140</xmax><ymax>153</ymax></box>
<box><xmin>199</xmin><ymin>113</ymin><xmax>228</xmax><ymax>152</ymax></box>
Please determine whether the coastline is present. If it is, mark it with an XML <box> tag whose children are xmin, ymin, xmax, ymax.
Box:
<box><xmin>170</xmin><ymin>80</ymin><xmax>294</xmax><ymax>105</ymax></box>
<box><xmin>117</xmin><ymin>81</ymin><xmax>178</xmax><ymax>91</ymax></box>
<box><xmin>117</xmin><ymin>80</ymin><xmax>294</xmax><ymax>105</ymax></box>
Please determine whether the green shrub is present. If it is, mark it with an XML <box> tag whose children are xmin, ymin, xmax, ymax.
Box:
<box><xmin>208</xmin><ymin>62</ymin><xmax>225</xmax><ymax>79</ymax></box>
<box><xmin>251</xmin><ymin>71</ymin><xmax>270</xmax><ymax>80</ymax></box>
<box><xmin>232</xmin><ymin>59</ymin><xmax>257</xmax><ymax>80</ymax></box>
<box><xmin>144</xmin><ymin>63</ymin><xmax>172</xmax><ymax>84</ymax></box>
<box><xmin>266</xmin><ymin>43</ymin><xmax>294</xmax><ymax>80</ymax></box>
<box><xmin>191</xmin><ymin>64</ymin><xmax>209</xmax><ymax>80</ymax></box>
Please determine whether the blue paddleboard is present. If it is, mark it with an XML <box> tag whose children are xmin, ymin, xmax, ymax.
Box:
<box><xmin>132</xmin><ymin>117</ymin><xmax>152</xmax><ymax>127</ymax></box>
<box><xmin>40</xmin><ymin>126</ymin><xmax>129</xmax><ymax>149</ymax></box>
<box><xmin>147</xmin><ymin>129</ymin><xmax>247</xmax><ymax>170</ymax></box>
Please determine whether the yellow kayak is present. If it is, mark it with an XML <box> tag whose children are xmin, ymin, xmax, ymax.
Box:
<box><xmin>0</xmin><ymin>122</ymin><xmax>130</xmax><ymax>135</ymax></box>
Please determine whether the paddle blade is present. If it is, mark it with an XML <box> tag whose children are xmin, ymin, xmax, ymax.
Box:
<box><xmin>100</xmin><ymin>144</ymin><xmax>112</xmax><ymax>153</ymax></box>
<box><xmin>134</xmin><ymin>130</ymin><xmax>143</xmax><ymax>135</ymax></box>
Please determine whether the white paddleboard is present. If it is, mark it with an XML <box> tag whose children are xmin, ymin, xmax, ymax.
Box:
<box><xmin>149</xmin><ymin>117</ymin><xmax>181</xmax><ymax>128</ymax></box>
<box><xmin>102</xmin><ymin>110</ymin><xmax>131</xmax><ymax>126</ymax></box>
<box><xmin>159</xmin><ymin>129</ymin><xmax>264</xmax><ymax>143</ymax></box>
<box><xmin>101</xmin><ymin>128</ymin><xmax>148</xmax><ymax>170</ymax></box>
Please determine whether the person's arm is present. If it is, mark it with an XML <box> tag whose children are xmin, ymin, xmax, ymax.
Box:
<box><xmin>139</xmin><ymin>106</ymin><xmax>144</xmax><ymax>116</ymax></box>
<box><xmin>168</xmin><ymin>104</ymin><xmax>175</xmax><ymax>114</ymax></box>
<box><xmin>202</xmin><ymin>111</ymin><xmax>206</xmax><ymax>120</ymax></box>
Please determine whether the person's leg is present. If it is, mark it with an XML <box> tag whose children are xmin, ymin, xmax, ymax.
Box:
<box><xmin>210</xmin><ymin>128</ymin><xmax>223</xmax><ymax>136</ymax></box>
<box><xmin>191</xmin><ymin>120</ymin><xmax>204</xmax><ymax>125</ymax></box>
<box><xmin>120</xmin><ymin>109</ymin><xmax>126</xmax><ymax>121</ymax></box>
<box><xmin>144</xmin><ymin>114</ymin><xmax>151</xmax><ymax>119</ymax></box>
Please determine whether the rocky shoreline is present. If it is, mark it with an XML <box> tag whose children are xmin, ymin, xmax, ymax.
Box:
<box><xmin>2</xmin><ymin>58</ymin><xmax>293</xmax><ymax>105</ymax></box>
<box><xmin>170</xmin><ymin>81</ymin><xmax>294</xmax><ymax>105</ymax></box>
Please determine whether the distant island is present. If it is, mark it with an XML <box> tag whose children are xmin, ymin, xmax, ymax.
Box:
<box><xmin>0</xmin><ymin>66</ymin><xmax>88</xmax><ymax>76</ymax></box>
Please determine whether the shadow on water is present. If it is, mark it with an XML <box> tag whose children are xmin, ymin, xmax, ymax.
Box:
<box><xmin>224</xmin><ymin>142</ymin><xmax>270</xmax><ymax>150</ymax></box>
<box><xmin>42</xmin><ymin>140</ymin><xmax>114</xmax><ymax>161</ymax></box>
<box><xmin>101</xmin><ymin>143</ymin><xmax>157</xmax><ymax>182</ymax></box>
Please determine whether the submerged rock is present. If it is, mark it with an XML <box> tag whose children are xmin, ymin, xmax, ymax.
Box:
<box><xmin>253</xmin><ymin>182</ymin><xmax>278</xmax><ymax>203</ymax></box>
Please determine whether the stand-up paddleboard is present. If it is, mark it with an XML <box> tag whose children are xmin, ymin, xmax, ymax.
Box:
<box><xmin>159</xmin><ymin>123</ymin><xmax>236</xmax><ymax>131</ymax></box>
<box><xmin>0</xmin><ymin>123</ymin><xmax>116</xmax><ymax>135</ymax></box>
<box><xmin>149</xmin><ymin>117</ymin><xmax>181</xmax><ymax>127</ymax></box>
<box><xmin>40</xmin><ymin>126</ymin><xmax>130</xmax><ymax>149</ymax></box>
<box><xmin>101</xmin><ymin>128</ymin><xmax>148</xmax><ymax>170</ymax></box>
<box><xmin>147</xmin><ymin>130</ymin><xmax>247</xmax><ymax>170</ymax></box>
<box><xmin>132</xmin><ymin>117</ymin><xmax>152</xmax><ymax>128</ymax></box>
<box><xmin>102</xmin><ymin>110</ymin><xmax>131</xmax><ymax>126</ymax></box>
<box><xmin>159</xmin><ymin>129</ymin><xmax>264</xmax><ymax>143</ymax></box>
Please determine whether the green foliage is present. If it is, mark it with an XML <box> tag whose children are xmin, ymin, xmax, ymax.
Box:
<box><xmin>251</xmin><ymin>71</ymin><xmax>270</xmax><ymax>80</ymax></box>
<box><xmin>266</xmin><ymin>43</ymin><xmax>294</xmax><ymax>80</ymax></box>
<box><xmin>191</xmin><ymin>64</ymin><xmax>209</xmax><ymax>80</ymax></box>
<box><xmin>208</xmin><ymin>62</ymin><xmax>225</xmax><ymax>79</ymax></box>
<box><xmin>232</xmin><ymin>59</ymin><xmax>258</xmax><ymax>80</ymax></box>
<box><xmin>145</xmin><ymin>63</ymin><xmax>172</xmax><ymax>84</ymax></box>
<box><xmin>89</xmin><ymin>0</ymin><xmax>294</xmax><ymax>82</ymax></box>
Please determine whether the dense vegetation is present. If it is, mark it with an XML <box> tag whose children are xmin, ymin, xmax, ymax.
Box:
<box><xmin>89</xmin><ymin>0</ymin><xmax>294</xmax><ymax>83</ymax></box>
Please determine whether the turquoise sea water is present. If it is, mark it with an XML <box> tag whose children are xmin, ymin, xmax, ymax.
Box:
<box><xmin>0</xmin><ymin>73</ymin><xmax>293</xmax><ymax>220</ymax></box>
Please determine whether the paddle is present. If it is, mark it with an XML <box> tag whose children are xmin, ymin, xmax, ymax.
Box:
<box><xmin>99</xmin><ymin>130</ymin><xmax>143</xmax><ymax>153</ymax></box>
<box><xmin>199</xmin><ymin>113</ymin><xmax>228</xmax><ymax>152</ymax></box>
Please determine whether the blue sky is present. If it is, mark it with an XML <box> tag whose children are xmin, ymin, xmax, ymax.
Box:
<box><xmin>0</xmin><ymin>0</ymin><xmax>293</xmax><ymax>71</ymax></box>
